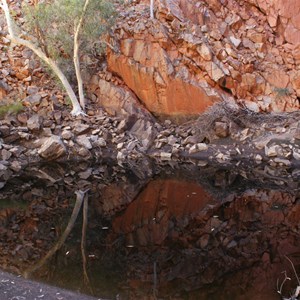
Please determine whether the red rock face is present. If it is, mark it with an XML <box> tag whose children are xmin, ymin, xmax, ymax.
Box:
<box><xmin>107</xmin><ymin>39</ymin><xmax>223</xmax><ymax>118</ymax></box>
<box><xmin>255</xmin><ymin>0</ymin><xmax>300</xmax><ymax>44</ymax></box>
<box><xmin>105</xmin><ymin>0</ymin><xmax>300</xmax><ymax>119</ymax></box>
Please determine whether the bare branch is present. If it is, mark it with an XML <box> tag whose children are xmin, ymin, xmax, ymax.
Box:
<box><xmin>103</xmin><ymin>40</ymin><xmax>119</xmax><ymax>53</ymax></box>
<box><xmin>277</xmin><ymin>271</ymin><xmax>291</xmax><ymax>295</ymax></box>
<box><xmin>285</xmin><ymin>255</ymin><xmax>300</xmax><ymax>286</ymax></box>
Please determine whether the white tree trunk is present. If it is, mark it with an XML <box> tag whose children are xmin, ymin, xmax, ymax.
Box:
<box><xmin>73</xmin><ymin>0</ymin><xmax>90</xmax><ymax>109</ymax></box>
<box><xmin>0</xmin><ymin>0</ymin><xmax>84</xmax><ymax>116</ymax></box>
<box><xmin>150</xmin><ymin>0</ymin><xmax>154</xmax><ymax>19</ymax></box>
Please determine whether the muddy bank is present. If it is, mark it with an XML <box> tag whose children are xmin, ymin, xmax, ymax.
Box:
<box><xmin>0</xmin><ymin>270</ymin><xmax>100</xmax><ymax>300</ymax></box>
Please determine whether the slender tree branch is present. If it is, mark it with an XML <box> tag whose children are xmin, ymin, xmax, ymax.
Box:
<box><xmin>150</xmin><ymin>0</ymin><xmax>154</xmax><ymax>19</ymax></box>
<box><xmin>277</xmin><ymin>271</ymin><xmax>291</xmax><ymax>295</ymax></box>
<box><xmin>73</xmin><ymin>0</ymin><xmax>90</xmax><ymax>109</ymax></box>
<box><xmin>285</xmin><ymin>255</ymin><xmax>300</xmax><ymax>286</ymax></box>
<box><xmin>103</xmin><ymin>40</ymin><xmax>119</xmax><ymax>53</ymax></box>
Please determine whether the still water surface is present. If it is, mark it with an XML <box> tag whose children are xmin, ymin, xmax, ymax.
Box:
<box><xmin>0</xmin><ymin>160</ymin><xmax>299</xmax><ymax>299</ymax></box>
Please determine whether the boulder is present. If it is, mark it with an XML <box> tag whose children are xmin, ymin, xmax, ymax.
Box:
<box><xmin>130</xmin><ymin>119</ymin><xmax>156</xmax><ymax>149</ymax></box>
<box><xmin>61</xmin><ymin>130</ymin><xmax>73</xmax><ymax>140</ymax></box>
<box><xmin>27</xmin><ymin>114</ymin><xmax>42</xmax><ymax>132</ymax></box>
<box><xmin>215</xmin><ymin>122</ymin><xmax>229</xmax><ymax>138</ymax></box>
<box><xmin>73</xmin><ymin>124</ymin><xmax>90</xmax><ymax>135</ymax></box>
<box><xmin>23</xmin><ymin>94</ymin><xmax>42</xmax><ymax>106</ymax></box>
<box><xmin>38</xmin><ymin>136</ymin><xmax>66</xmax><ymax>160</ymax></box>
<box><xmin>293</xmin><ymin>148</ymin><xmax>300</xmax><ymax>160</ymax></box>
<box><xmin>265</xmin><ymin>145</ymin><xmax>281</xmax><ymax>157</ymax></box>
<box><xmin>76</xmin><ymin>135</ymin><xmax>92</xmax><ymax>150</ymax></box>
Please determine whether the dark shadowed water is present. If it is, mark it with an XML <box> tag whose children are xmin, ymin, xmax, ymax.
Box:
<box><xmin>0</xmin><ymin>159</ymin><xmax>300</xmax><ymax>300</ymax></box>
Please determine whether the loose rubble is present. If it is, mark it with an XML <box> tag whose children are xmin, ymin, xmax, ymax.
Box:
<box><xmin>0</xmin><ymin>101</ymin><xmax>300</xmax><ymax>184</ymax></box>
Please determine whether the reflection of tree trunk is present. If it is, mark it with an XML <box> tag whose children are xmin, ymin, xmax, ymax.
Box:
<box><xmin>81</xmin><ymin>193</ymin><xmax>93</xmax><ymax>294</ymax></box>
<box><xmin>153</xmin><ymin>261</ymin><xmax>158</xmax><ymax>299</ymax></box>
<box><xmin>23</xmin><ymin>190</ymin><xmax>87</xmax><ymax>278</ymax></box>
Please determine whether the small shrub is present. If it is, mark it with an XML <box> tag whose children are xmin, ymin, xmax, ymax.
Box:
<box><xmin>0</xmin><ymin>102</ymin><xmax>24</xmax><ymax>117</ymax></box>
<box><xmin>273</xmin><ymin>87</ymin><xmax>292</xmax><ymax>98</ymax></box>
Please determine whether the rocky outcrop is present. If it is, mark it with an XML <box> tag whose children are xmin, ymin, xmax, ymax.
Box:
<box><xmin>106</xmin><ymin>0</ymin><xmax>300</xmax><ymax>120</ymax></box>
<box><xmin>107</xmin><ymin>3</ymin><xmax>226</xmax><ymax>119</ymax></box>
<box><xmin>253</xmin><ymin>0</ymin><xmax>300</xmax><ymax>45</ymax></box>
<box><xmin>87</xmin><ymin>76</ymin><xmax>157</xmax><ymax>147</ymax></box>
<box><xmin>2</xmin><ymin>0</ymin><xmax>300</xmax><ymax>125</ymax></box>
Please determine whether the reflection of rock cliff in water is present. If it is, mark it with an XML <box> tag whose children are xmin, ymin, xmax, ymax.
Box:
<box><xmin>0</xmin><ymin>162</ymin><xmax>300</xmax><ymax>299</ymax></box>
<box><xmin>104</xmin><ymin>179</ymin><xmax>300</xmax><ymax>299</ymax></box>
<box><xmin>111</xmin><ymin>178</ymin><xmax>216</xmax><ymax>246</ymax></box>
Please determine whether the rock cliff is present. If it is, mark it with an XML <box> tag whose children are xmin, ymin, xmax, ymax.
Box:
<box><xmin>100</xmin><ymin>0</ymin><xmax>300</xmax><ymax>120</ymax></box>
<box><xmin>2</xmin><ymin>0</ymin><xmax>300</xmax><ymax>123</ymax></box>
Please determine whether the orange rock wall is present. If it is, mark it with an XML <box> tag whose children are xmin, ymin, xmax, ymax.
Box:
<box><xmin>107</xmin><ymin>41</ymin><xmax>222</xmax><ymax>117</ymax></box>
<box><xmin>104</xmin><ymin>0</ymin><xmax>300</xmax><ymax>118</ymax></box>
<box><xmin>255</xmin><ymin>0</ymin><xmax>300</xmax><ymax>44</ymax></box>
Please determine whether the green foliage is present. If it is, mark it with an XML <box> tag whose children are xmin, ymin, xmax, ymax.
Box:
<box><xmin>64</xmin><ymin>96</ymin><xmax>72</xmax><ymax>107</ymax></box>
<box><xmin>0</xmin><ymin>199</ymin><xmax>28</xmax><ymax>210</ymax></box>
<box><xmin>0</xmin><ymin>101</ymin><xmax>23</xmax><ymax>117</ymax></box>
<box><xmin>273</xmin><ymin>87</ymin><xmax>292</xmax><ymax>98</ymax></box>
<box><xmin>23</xmin><ymin>0</ymin><xmax>116</xmax><ymax>68</ymax></box>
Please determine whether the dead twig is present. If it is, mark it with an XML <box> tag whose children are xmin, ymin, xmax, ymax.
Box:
<box><xmin>277</xmin><ymin>271</ymin><xmax>291</xmax><ymax>295</ymax></box>
<box><xmin>285</xmin><ymin>255</ymin><xmax>300</xmax><ymax>286</ymax></box>
<box><xmin>277</xmin><ymin>256</ymin><xmax>300</xmax><ymax>300</ymax></box>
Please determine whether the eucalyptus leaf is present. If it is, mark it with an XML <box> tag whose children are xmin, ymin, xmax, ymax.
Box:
<box><xmin>23</xmin><ymin>0</ymin><xmax>117</xmax><ymax>75</ymax></box>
